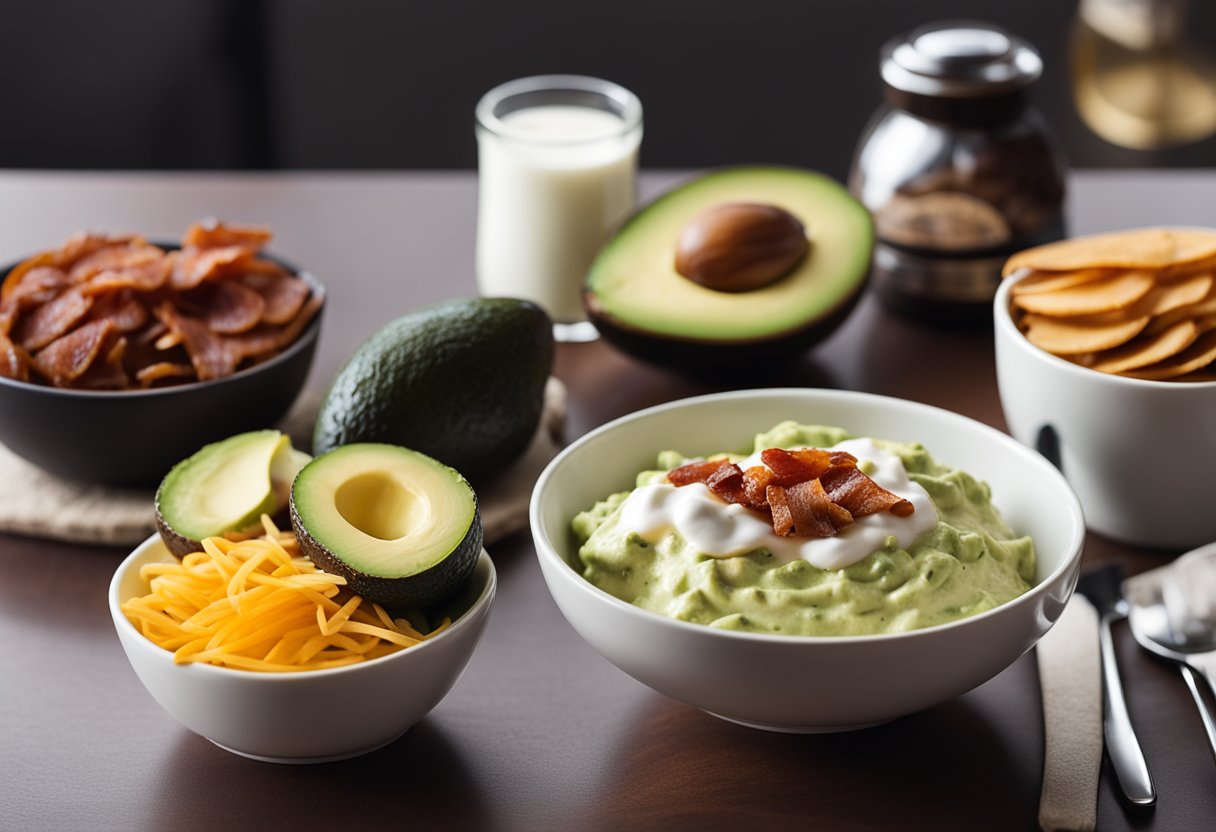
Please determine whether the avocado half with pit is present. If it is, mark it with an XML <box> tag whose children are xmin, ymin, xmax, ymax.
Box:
<box><xmin>584</xmin><ymin>166</ymin><xmax>874</xmax><ymax>374</ymax></box>
<box><xmin>155</xmin><ymin>429</ymin><xmax>311</xmax><ymax>558</ymax></box>
<box><xmin>290</xmin><ymin>443</ymin><xmax>482</xmax><ymax>609</ymax></box>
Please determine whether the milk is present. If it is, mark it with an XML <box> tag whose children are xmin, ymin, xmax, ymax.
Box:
<box><xmin>476</xmin><ymin>104</ymin><xmax>641</xmax><ymax>326</ymax></box>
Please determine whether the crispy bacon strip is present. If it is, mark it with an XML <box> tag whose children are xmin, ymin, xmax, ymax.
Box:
<box><xmin>14</xmin><ymin>287</ymin><xmax>94</xmax><ymax>351</ymax></box>
<box><xmin>820</xmin><ymin>466</ymin><xmax>914</xmax><ymax>518</ymax></box>
<box><xmin>136</xmin><ymin>361</ymin><xmax>196</xmax><ymax>387</ymax></box>
<box><xmin>53</xmin><ymin>233</ymin><xmax>144</xmax><ymax>270</ymax></box>
<box><xmin>68</xmin><ymin>244</ymin><xmax>162</xmax><ymax>284</ymax></box>
<box><xmin>767</xmin><ymin>485</ymin><xmax>795</xmax><ymax>536</ymax></box>
<box><xmin>1</xmin><ymin>252</ymin><xmax>56</xmax><ymax>303</ymax></box>
<box><xmin>706</xmin><ymin>462</ymin><xmax>748</xmax><ymax>505</ymax></box>
<box><xmin>170</xmin><ymin>246</ymin><xmax>255</xmax><ymax>291</ymax></box>
<box><xmin>31</xmin><ymin>319</ymin><xmax>114</xmax><ymax>386</ymax></box>
<box><xmin>760</xmin><ymin>447</ymin><xmax>836</xmax><ymax>485</ymax></box>
<box><xmin>741</xmin><ymin>465</ymin><xmax>774</xmax><ymax>513</ymax></box>
<box><xmin>154</xmin><ymin>303</ymin><xmax>239</xmax><ymax>380</ymax></box>
<box><xmin>244</xmin><ymin>273</ymin><xmax>308</xmax><ymax>325</ymax></box>
<box><xmin>225</xmin><ymin>291</ymin><xmax>322</xmax><ymax>362</ymax></box>
<box><xmin>668</xmin><ymin>459</ymin><xmax>732</xmax><ymax>486</ymax></box>
<box><xmin>182</xmin><ymin>221</ymin><xmax>272</xmax><ymax>251</ymax></box>
<box><xmin>3</xmin><ymin>266</ymin><xmax>69</xmax><ymax>309</ymax></box>
<box><xmin>89</xmin><ymin>290</ymin><xmax>148</xmax><ymax>333</ymax></box>
<box><xmin>238</xmin><ymin>258</ymin><xmax>290</xmax><ymax>279</ymax></box>
<box><xmin>77</xmin><ymin>334</ymin><xmax>130</xmax><ymax>390</ymax></box>
<box><xmin>198</xmin><ymin>280</ymin><xmax>266</xmax><ymax>334</ymax></box>
<box><xmin>81</xmin><ymin>259</ymin><xmax>170</xmax><ymax>295</ymax></box>
<box><xmin>767</xmin><ymin>480</ymin><xmax>853</xmax><ymax>537</ymax></box>
<box><xmin>787</xmin><ymin>480</ymin><xmax>855</xmax><ymax>538</ymax></box>
<box><xmin>0</xmin><ymin>332</ymin><xmax>30</xmax><ymax>381</ymax></box>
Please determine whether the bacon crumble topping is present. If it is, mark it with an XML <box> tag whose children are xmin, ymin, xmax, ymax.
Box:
<box><xmin>665</xmin><ymin>448</ymin><xmax>914</xmax><ymax>539</ymax></box>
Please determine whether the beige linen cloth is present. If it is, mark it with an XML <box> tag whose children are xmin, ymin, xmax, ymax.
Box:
<box><xmin>0</xmin><ymin>378</ymin><xmax>566</xmax><ymax>547</ymax></box>
<box><xmin>1037</xmin><ymin>592</ymin><xmax>1102</xmax><ymax>832</ymax></box>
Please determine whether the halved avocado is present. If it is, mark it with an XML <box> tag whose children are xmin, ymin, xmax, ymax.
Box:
<box><xmin>585</xmin><ymin>166</ymin><xmax>874</xmax><ymax>374</ymax></box>
<box><xmin>290</xmin><ymin>443</ymin><xmax>482</xmax><ymax>609</ymax></box>
<box><xmin>155</xmin><ymin>430</ymin><xmax>311</xmax><ymax>558</ymax></box>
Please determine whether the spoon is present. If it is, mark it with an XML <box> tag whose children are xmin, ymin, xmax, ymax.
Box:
<box><xmin>1075</xmin><ymin>564</ymin><xmax>1156</xmax><ymax>808</ymax></box>
<box><xmin>1126</xmin><ymin>546</ymin><xmax>1216</xmax><ymax>766</ymax></box>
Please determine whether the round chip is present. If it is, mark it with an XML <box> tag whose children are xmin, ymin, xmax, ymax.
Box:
<box><xmin>1144</xmin><ymin>288</ymin><xmax>1216</xmax><ymax>336</ymax></box>
<box><xmin>1009</xmin><ymin>268</ymin><xmax>1115</xmax><ymax>296</ymax></box>
<box><xmin>1140</xmin><ymin>271</ymin><xmax>1214</xmax><ymax>316</ymax></box>
<box><xmin>1021</xmin><ymin>311</ymin><xmax>1151</xmax><ymax>355</ymax></box>
<box><xmin>1003</xmin><ymin>227</ymin><xmax>1216</xmax><ymax>275</ymax></box>
<box><xmin>1088</xmin><ymin>319</ymin><xmax>1200</xmax><ymax>374</ymax></box>
<box><xmin>1012</xmin><ymin>270</ymin><xmax>1156</xmax><ymax>316</ymax></box>
<box><xmin>1124</xmin><ymin>329</ymin><xmax>1216</xmax><ymax>381</ymax></box>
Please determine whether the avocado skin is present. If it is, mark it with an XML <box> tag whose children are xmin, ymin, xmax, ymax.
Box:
<box><xmin>154</xmin><ymin>505</ymin><xmax>203</xmax><ymax>559</ymax></box>
<box><xmin>290</xmin><ymin>496</ymin><xmax>483</xmax><ymax>610</ymax></box>
<box><xmin>585</xmin><ymin>280</ymin><xmax>866</xmax><ymax>378</ymax></box>
<box><xmin>312</xmin><ymin>298</ymin><xmax>553</xmax><ymax>483</ymax></box>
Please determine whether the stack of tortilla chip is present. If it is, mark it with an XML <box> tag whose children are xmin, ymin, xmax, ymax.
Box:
<box><xmin>1003</xmin><ymin>228</ymin><xmax>1216</xmax><ymax>381</ymax></box>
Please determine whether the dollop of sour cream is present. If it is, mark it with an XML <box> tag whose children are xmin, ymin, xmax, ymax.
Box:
<box><xmin>616</xmin><ymin>438</ymin><xmax>939</xmax><ymax>570</ymax></box>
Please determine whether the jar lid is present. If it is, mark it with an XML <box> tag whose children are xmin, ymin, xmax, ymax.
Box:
<box><xmin>881</xmin><ymin>21</ymin><xmax>1042</xmax><ymax>98</ymax></box>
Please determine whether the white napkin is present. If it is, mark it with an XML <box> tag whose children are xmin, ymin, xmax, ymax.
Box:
<box><xmin>1124</xmin><ymin>546</ymin><xmax>1216</xmax><ymax>688</ymax></box>
<box><xmin>1037</xmin><ymin>592</ymin><xmax>1102</xmax><ymax>832</ymax></box>
<box><xmin>0</xmin><ymin>377</ymin><xmax>566</xmax><ymax>547</ymax></box>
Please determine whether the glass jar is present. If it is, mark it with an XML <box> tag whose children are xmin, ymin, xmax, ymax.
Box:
<box><xmin>849</xmin><ymin>22</ymin><xmax>1068</xmax><ymax>326</ymax></box>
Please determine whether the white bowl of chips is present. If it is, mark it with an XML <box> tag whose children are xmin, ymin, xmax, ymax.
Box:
<box><xmin>995</xmin><ymin>228</ymin><xmax>1216</xmax><ymax>548</ymax></box>
<box><xmin>109</xmin><ymin>534</ymin><xmax>495</xmax><ymax>763</ymax></box>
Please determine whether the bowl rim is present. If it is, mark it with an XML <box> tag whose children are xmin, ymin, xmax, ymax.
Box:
<box><xmin>530</xmin><ymin>387</ymin><xmax>1085</xmax><ymax>646</ymax></box>
<box><xmin>109</xmin><ymin>533</ymin><xmax>497</xmax><ymax>681</ymax></box>
<box><xmin>995</xmin><ymin>269</ymin><xmax>1216</xmax><ymax>391</ymax></box>
<box><xmin>0</xmin><ymin>250</ymin><xmax>326</xmax><ymax>399</ymax></box>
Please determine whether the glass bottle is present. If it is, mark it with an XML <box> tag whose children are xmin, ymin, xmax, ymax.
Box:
<box><xmin>849</xmin><ymin>22</ymin><xmax>1068</xmax><ymax>326</ymax></box>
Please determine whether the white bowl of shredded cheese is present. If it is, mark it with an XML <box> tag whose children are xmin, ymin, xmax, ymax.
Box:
<box><xmin>109</xmin><ymin>533</ymin><xmax>495</xmax><ymax>763</ymax></box>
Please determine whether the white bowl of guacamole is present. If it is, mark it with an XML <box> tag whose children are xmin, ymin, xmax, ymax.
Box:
<box><xmin>530</xmin><ymin>389</ymin><xmax>1084</xmax><ymax>732</ymax></box>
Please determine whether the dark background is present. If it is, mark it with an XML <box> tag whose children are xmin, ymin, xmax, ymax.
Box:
<box><xmin>1</xmin><ymin>0</ymin><xmax>1214</xmax><ymax>175</ymax></box>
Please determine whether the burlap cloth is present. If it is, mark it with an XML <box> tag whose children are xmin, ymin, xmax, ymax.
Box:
<box><xmin>0</xmin><ymin>378</ymin><xmax>566</xmax><ymax>547</ymax></box>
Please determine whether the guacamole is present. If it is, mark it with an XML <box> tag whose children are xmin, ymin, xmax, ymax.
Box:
<box><xmin>572</xmin><ymin>422</ymin><xmax>1036</xmax><ymax>637</ymax></box>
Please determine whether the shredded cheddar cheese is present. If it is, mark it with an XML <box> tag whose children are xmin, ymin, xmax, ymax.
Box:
<box><xmin>121</xmin><ymin>517</ymin><xmax>450</xmax><ymax>672</ymax></box>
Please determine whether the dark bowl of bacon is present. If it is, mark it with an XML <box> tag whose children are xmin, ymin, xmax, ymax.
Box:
<box><xmin>0</xmin><ymin>221</ymin><xmax>324</xmax><ymax>486</ymax></box>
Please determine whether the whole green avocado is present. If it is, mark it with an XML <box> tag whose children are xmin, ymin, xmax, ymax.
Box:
<box><xmin>313</xmin><ymin>298</ymin><xmax>553</xmax><ymax>483</ymax></box>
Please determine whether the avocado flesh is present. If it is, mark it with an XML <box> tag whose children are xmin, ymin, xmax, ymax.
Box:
<box><xmin>312</xmin><ymin>297</ymin><xmax>552</xmax><ymax>484</ymax></box>
<box><xmin>155</xmin><ymin>430</ymin><xmax>309</xmax><ymax>556</ymax></box>
<box><xmin>290</xmin><ymin>443</ymin><xmax>482</xmax><ymax>608</ymax></box>
<box><xmin>586</xmin><ymin>166</ymin><xmax>874</xmax><ymax>342</ymax></box>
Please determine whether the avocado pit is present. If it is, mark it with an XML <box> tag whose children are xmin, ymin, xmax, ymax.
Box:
<box><xmin>674</xmin><ymin>202</ymin><xmax>809</xmax><ymax>293</ymax></box>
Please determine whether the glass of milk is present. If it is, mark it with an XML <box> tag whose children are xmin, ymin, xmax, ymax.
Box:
<box><xmin>476</xmin><ymin>75</ymin><xmax>643</xmax><ymax>342</ymax></box>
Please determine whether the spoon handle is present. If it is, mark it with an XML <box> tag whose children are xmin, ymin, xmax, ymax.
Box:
<box><xmin>1179</xmin><ymin>664</ymin><xmax>1216</xmax><ymax>766</ymax></box>
<box><xmin>1099</xmin><ymin>616</ymin><xmax>1157</xmax><ymax>806</ymax></box>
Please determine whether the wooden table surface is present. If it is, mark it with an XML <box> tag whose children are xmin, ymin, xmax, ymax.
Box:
<box><xmin>1</xmin><ymin>170</ymin><xmax>1214</xmax><ymax>831</ymax></box>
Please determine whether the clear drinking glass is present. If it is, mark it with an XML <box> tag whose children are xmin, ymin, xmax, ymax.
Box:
<box><xmin>476</xmin><ymin>75</ymin><xmax>643</xmax><ymax>342</ymax></box>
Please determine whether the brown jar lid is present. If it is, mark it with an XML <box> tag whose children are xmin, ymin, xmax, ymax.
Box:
<box><xmin>881</xmin><ymin>21</ymin><xmax>1042</xmax><ymax>99</ymax></box>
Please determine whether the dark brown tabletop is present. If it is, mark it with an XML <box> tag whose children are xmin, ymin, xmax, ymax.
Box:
<box><xmin>1</xmin><ymin>171</ymin><xmax>1214</xmax><ymax>831</ymax></box>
